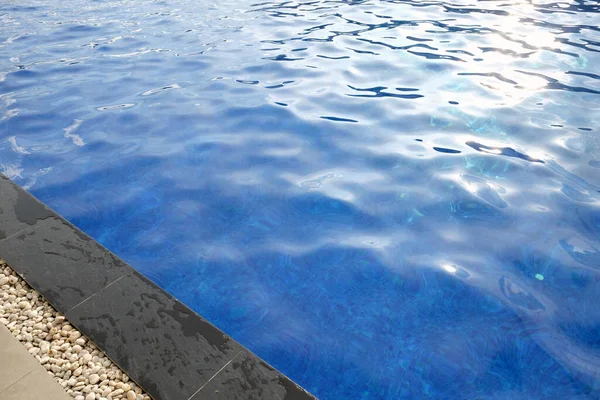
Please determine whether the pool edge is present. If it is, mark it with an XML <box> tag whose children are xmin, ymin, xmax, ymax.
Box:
<box><xmin>0</xmin><ymin>174</ymin><xmax>317</xmax><ymax>400</ymax></box>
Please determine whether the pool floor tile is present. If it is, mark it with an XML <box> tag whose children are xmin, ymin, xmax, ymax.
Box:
<box><xmin>0</xmin><ymin>173</ymin><xmax>316</xmax><ymax>400</ymax></box>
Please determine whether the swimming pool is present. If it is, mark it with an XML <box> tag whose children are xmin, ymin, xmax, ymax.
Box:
<box><xmin>1</xmin><ymin>0</ymin><xmax>599</xmax><ymax>398</ymax></box>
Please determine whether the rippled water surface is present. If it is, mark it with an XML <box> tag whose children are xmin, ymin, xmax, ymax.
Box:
<box><xmin>2</xmin><ymin>0</ymin><xmax>600</xmax><ymax>398</ymax></box>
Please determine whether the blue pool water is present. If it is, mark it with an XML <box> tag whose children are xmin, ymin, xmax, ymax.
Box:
<box><xmin>1</xmin><ymin>0</ymin><xmax>600</xmax><ymax>398</ymax></box>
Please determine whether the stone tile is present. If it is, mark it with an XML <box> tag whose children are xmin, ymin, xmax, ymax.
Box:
<box><xmin>0</xmin><ymin>367</ymin><xmax>70</xmax><ymax>400</ymax></box>
<box><xmin>0</xmin><ymin>325</ymin><xmax>38</xmax><ymax>393</ymax></box>
<box><xmin>0</xmin><ymin>216</ymin><xmax>132</xmax><ymax>312</ymax></box>
<box><xmin>190</xmin><ymin>351</ymin><xmax>315</xmax><ymax>400</ymax></box>
<box><xmin>0</xmin><ymin>174</ymin><xmax>55</xmax><ymax>241</ymax></box>
<box><xmin>66</xmin><ymin>271</ymin><xmax>242</xmax><ymax>400</ymax></box>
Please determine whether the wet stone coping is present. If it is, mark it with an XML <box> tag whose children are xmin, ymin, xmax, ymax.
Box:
<box><xmin>0</xmin><ymin>173</ymin><xmax>316</xmax><ymax>400</ymax></box>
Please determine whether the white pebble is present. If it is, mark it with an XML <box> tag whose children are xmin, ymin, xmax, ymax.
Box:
<box><xmin>41</xmin><ymin>342</ymin><xmax>50</xmax><ymax>354</ymax></box>
<box><xmin>0</xmin><ymin>262</ymin><xmax>149</xmax><ymax>399</ymax></box>
<box><xmin>18</xmin><ymin>301</ymin><xmax>31</xmax><ymax>310</ymax></box>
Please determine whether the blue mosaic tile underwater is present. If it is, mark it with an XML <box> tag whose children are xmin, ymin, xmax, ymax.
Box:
<box><xmin>1</xmin><ymin>0</ymin><xmax>600</xmax><ymax>398</ymax></box>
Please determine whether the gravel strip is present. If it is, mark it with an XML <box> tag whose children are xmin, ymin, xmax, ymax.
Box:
<box><xmin>0</xmin><ymin>259</ymin><xmax>151</xmax><ymax>400</ymax></box>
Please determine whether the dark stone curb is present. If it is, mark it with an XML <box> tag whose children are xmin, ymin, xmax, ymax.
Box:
<box><xmin>0</xmin><ymin>174</ymin><xmax>316</xmax><ymax>400</ymax></box>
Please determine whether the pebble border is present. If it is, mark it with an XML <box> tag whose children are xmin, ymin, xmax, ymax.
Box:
<box><xmin>0</xmin><ymin>259</ymin><xmax>151</xmax><ymax>400</ymax></box>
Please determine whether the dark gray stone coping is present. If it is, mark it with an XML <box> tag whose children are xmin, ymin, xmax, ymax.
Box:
<box><xmin>0</xmin><ymin>174</ymin><xmax>316</xmax><ymax>400</ymax></box>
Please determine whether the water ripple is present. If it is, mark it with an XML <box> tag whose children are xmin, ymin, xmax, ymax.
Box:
<box><xmin>1</xmin><ymin>0</ymin><xmax>600</xmax><ymax>398</ymax></box>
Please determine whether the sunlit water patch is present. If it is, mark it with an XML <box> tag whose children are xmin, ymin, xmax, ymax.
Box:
<box><xmin>1</xmin><ymin>0</ymin><xmax>600</xmax><ymax>398</ymax></box>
